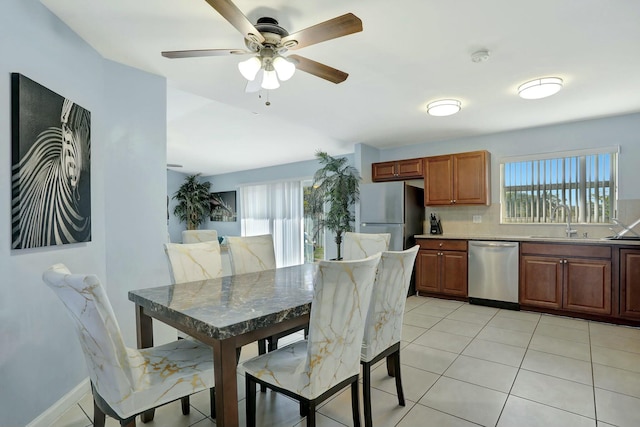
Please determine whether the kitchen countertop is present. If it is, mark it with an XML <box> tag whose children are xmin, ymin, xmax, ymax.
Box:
<box><xmin>414</xmin><ymin>234</ymin><xmax>640</xmax><ymax>246</ymax></box>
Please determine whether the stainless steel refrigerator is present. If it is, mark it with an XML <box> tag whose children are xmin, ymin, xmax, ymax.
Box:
<box><xmin>359</xmin><ymin>181</ymin><xmax>424</xmax><ymax>285</ymax></box>
<box><xmin>359</xmin><ymin>182</ymin><xmax>425</xmax><ymax>293</ymax></box>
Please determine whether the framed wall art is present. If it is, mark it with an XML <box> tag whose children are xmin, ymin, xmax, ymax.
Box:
<box><xmin>11</xmin><ymin>73</ymin><xmax>92</xmax><ymax>249</ymax></box>
<box><xmin>210</xmin><ymin>191</ymin><xmax>237</xmax><ymax>222</ymax></box>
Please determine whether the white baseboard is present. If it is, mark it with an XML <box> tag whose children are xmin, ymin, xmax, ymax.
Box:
<box><xmin>26</xmin><ymin>378</ymin><xmax>90</xmax><ymax>427</ymax></box>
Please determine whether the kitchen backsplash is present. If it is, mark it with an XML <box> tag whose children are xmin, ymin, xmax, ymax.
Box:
<box><xmin>423</xmin><ymin>199</ymin><xmax>640</xmax><ymax>238</ymax></box>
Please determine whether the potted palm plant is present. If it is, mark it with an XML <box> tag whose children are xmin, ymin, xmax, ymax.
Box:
<box><xmin>173</xmin><ymin>174</ymin><xmax>211</xmax><ymax>230</ymax></box>
<box><xmin>312</xmin><ymin>151</ymin><xmax>361</xmax><ymax>260</ymax></box>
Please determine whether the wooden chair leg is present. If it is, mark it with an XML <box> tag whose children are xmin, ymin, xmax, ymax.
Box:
<box><xmin>120</xmin><ymin>418</ymin><xmax>136</xmax><ymax>427</ymax></box>
<box><xmin>258</xmin><ymin>339</ymin><xmax>266</xmax><ymax>355</ymax></box>
<box><xmin>257</xmin><ymin>340</ymin><xmax>268</xmax><ymax>392</ymax></box>
<box><xmin>362</xmin><ymin>362</ymin><xmax>373</xmax><ymax>427</ymax></box>
<box><xmin>246</xmin><ymin>375</ymin><xmax>257</xmax><ymax>427</ymax></box>
<box><xmin>351</xmin><ymin>380</ymin><xmax>361</xmax><ymax>427</ymax></box>
<box><xmin>209</xmin><ymin>387</ymin><xmax>216</xmax><ymax>419</ymax></box>
<box><xmin>386</xmin><ymin>354</ymin><xmax>395</xmax><ymax>377</ymax></box>
<box><xmin>140</xmin><ymin>408</ymin><xmax>155</xmax><ymax>423</ymax></box>
<box><xmin>93</xmin><ymin>399</ymin><xmax>106</xmax><ymax>427</ymax></box>
<box><xmin>181</xmin><ymin>396</ymin><xmax>190</xmax><ymax>415</ymax></box>
<box><xmin>267</xmin><ymin>336</ymin><xmax>278</xmax><ymax>352</ymax></box>
<box><xmin>300</xmin><ymin>401</ymin><xmax>309</xmax><ymax>417</ymax></box>
<box><xmin>305</xmin><ymin>401</ymin><xmax>317</xmax><ymax>427</ymax></box>
<box><xmin>393</xmin><ymin>350</ymin><xmax>405</xmax><ymax>406</ymax></box>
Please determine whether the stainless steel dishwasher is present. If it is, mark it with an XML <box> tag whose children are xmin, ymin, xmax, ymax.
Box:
<box><xmin>468</xmin><ymin>241</ymin><xmax>520</xmax><ymax>310</ymax></box>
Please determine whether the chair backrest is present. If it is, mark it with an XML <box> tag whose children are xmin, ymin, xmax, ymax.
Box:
<box><xmin>164</xmin><ymin>241</ymin><xmax>223</xmax><ymax>284</ymax></box>
<box><xmin>182</xmin><ymin>229</ymin><xmax>219</xmax><ymax>244</ymax></box>
<box><xmin>361</xmin><ymin>245</ymin><xmax>420</xmax><ymax>362</ymax></box>
<box><xmin>42</xmin><ymin>264</ymin><xmax>133</xmax><ymax>407</ymax></box>
<box><xmin>304</xmin><ymin>253</ymin><xmax>381</xmax><ymax>397</ymax></box>
<box><xmin>342</xmin><ymin>232</ymin><xmax>391</xmax><ymax>260</ymax></box>
<box><xmin>226</xmin><ymin>234</ymin><xmax>276</xmax><ymax>274</ymax></box>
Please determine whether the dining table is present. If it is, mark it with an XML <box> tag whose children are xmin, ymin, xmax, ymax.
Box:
<box><xmin>128</xmin><ymin>263</ymin><xmax>316</xmax><ymax>427</ymax></box>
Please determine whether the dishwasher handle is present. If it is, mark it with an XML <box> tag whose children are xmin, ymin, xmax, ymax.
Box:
<box><xmin>469</xmin><ymin>241</ymin><xmax>519</xmax><ymax>248</ymax></box>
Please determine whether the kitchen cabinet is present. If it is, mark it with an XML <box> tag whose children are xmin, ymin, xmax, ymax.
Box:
<box><xmin>372</xmin><ymin>157</ymin><xmax>423</xmax><ymax>181</ymax></box>
<box><xmin>416</xmin><ymin>239</ymin><xmax>467</xmax><ymax>297</ymax></box>
<box><xmin>619</xmin><ymin>248</ymin><xmax>640</xmax><ymax>320</ymax></box>
<box><xmin>424</xmin><ymin>150</ymin><xmax>490</xmax><ymax>206</ymax></box>
<box><xmin>520</xmin><ymin>242</ymin><xmax>612</xmax><ymax>315</ymax></box>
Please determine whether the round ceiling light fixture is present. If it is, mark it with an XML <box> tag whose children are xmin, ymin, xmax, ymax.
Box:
<box><xmin>518</xmin><ymin>77</ymin><xmax>563</xmax><ymax>99</ymax></box>
<box><xmin>426</xmin><ymin>99</ymin><xmax>461</xmax><ymax>117</ymax></box>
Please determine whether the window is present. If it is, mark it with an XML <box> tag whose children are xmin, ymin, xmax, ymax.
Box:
<box><xmin>500</xmin><ymin>147</ymin><xmax>618</xmax><ymax>224</ymax></box>
<box><xmin>239</xmin><ymin>180</ymin><xmax>304</xmax><ymax>267</ymax></box>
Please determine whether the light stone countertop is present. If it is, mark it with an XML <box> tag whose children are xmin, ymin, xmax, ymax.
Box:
<box><xmin>414</xmin><ymin>234</ymin><xmax>640</xmax><ymax>246</ymax></box>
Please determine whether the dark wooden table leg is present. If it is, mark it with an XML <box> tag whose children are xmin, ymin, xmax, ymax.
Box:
<box><xmin>135</xmin><ymin>304</ymin><xmax>155</xmax><ymax>421</ymax></box>
<box><xmin>212</xmin><ymin>338</ymin><xmax>239</xmax><ymax>427</ymax></box>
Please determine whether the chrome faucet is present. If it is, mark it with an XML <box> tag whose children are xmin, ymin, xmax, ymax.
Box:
<box><xmin>611</xmin><ymin>218</ymin><xmax>640</xmax><ymax>239</ymax></box>
<box><xmin>552</xmin><ymin>203</ymin><xmax>578</xmax><ymax>238</ymax></box>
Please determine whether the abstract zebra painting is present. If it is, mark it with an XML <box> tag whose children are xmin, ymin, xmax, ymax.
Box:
<box><xmin>11</xmin><ymin>73</ymin><xmax>91</xmax><ymax>249</ymax></box>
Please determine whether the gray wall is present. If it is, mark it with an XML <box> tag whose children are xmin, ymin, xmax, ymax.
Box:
<box><xmin>169</xmin><ymin>113</ymin><xmax>640</xmax><ymax>250</ymax></box>
<box><xmin>0</xmin><ymin>1</ymin><xmax>170</xmax><ymax>425</ymax></box>
<box><xmin>375</xmin><ymin>113</ymin><xmax>640</xmax><ymax>202</ymax></box>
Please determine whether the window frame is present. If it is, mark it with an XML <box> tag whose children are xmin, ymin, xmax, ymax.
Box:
<box><xmin>499</xmin><ymin>146</ymin><xmax>619</xmax><ymax>225</ymax></box>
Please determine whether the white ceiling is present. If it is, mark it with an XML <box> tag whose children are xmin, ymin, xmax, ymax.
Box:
<box><xmin>40</xmin><ymin>0</ymin><xmax>640</xmax><ymax>176</ymax></box>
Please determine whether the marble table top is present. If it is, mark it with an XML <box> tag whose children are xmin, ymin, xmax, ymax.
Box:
<box><xmin>129</xmin><ymin>263</ymin><xmax>316</xmax><ymax>340</ymax></box>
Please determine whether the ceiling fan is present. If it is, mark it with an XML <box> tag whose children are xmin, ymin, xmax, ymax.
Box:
<box><xmin>161</xmin><ymin>0</ymin><xmax>363</xmax><ymax>91</ymax></box>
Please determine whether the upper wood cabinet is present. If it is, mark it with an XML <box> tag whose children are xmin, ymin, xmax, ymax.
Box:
<box><xmin>424</xmin><ymin>150</ymin><xmax>490</xmax><ymax>206</ymax></box>
<box><xmin>372</xmin><ymin>158</ymin><xmax>423</xmax><ymax>181</ymax></box>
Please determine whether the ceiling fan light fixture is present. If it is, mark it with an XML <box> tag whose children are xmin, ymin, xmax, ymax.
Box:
<box><xmin>426</xmin><ymin>99</ymin><xmax>461</xmax><ymax>117</ymax></box>
<box><xmin>273</xmin><ymin>56</ymin><xmax>296</xmax><ymax>81</ymax></box>
<box><xmin>262</xmin><ymin>68</ymin><xmax>280</xmax><ymax>90</ymax></box>
<box><xmin>518</xmin><ymin>77</ymin><xmax>563</xmax><ymax>99</ymax></box>
<box><xmin>238</xmin><ymin>56</ymin><xmax>262</xmax><ymax>81</ymax></box>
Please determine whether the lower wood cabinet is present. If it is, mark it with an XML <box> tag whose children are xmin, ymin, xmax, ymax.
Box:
<box><xmin>520</xmin><ymin>243</ymin><xmax>612</xmax><ymax>315</ymax></box>
<box><xmin>620</xmin><ymin>248</ymin><xmax>640</xmax><ymax>320</ymax></box>
<box><xmin>416</xmin><ymin>239</ymin><xmax>467</xmax><ymax>297</ymax></box>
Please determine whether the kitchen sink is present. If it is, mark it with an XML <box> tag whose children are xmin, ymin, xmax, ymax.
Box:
<box><xmin>603</xmin><ymin>235</ymin><xmax>640</xmax><ymax>241</ymax></box>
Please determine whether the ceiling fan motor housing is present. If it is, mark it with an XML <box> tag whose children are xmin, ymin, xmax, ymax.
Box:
<box><xmin>245</xmin><ymin>17</ymin><xmax>294</xmax><ymax>52</ymax></box>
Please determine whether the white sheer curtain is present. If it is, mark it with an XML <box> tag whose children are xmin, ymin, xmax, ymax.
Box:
<box><xmin>239</xmin><ymin>180</ymin><xmax>304</xmax><ymax>267</ymax></box>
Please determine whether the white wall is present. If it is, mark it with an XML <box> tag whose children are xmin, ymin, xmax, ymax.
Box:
<box><xmin>0</xmin><ymin>1</ymin><xmax>170</xmax><ymax>425</ymax></box>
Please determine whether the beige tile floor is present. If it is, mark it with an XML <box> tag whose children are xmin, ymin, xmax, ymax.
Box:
<box><xmin>52</xmin><ymin>296</ymin><xmax>640</xmax><ymax>427</ymax></box>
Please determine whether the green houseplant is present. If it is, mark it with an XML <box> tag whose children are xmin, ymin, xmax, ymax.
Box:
<box><xmin>312</xmin><ymin>151</ymin><xmax>361</xmax><ymax>260</ymax></box>
<box><xmin>173</xmin><ymin>174</ymin><xmax>211</xmax><ymax>230</ymax></box>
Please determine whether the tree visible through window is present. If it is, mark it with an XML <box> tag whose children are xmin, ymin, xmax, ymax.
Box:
<box><xmin>500</xmin><ymin>148</ymin><xmax>618</xmax><ymax>224</ymax></box>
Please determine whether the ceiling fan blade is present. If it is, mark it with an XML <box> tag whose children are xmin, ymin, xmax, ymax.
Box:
<box><xmin>288</xmin><ymin>55</ymin><xmax>348</xmax><ymax>84</ymax></box>
<box><xmin>204</xmin><ymin>0</ymin><xmax>265</xmax><ymax>44</ymax></box>
<box><xmin>281</xmin><ymin>13</ymin><xmax>362</xmax><ymax>50</ymax></box>
<box><xmin>162</xmin><ymin>48</ymin><xmax>249</xmax><ymax>59</ymax></box>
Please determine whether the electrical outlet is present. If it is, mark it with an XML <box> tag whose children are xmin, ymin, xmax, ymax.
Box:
<box><xmin>472</xmin><ymin>215</ymin><xmax>482</xmax><ymax>223</ymax></box>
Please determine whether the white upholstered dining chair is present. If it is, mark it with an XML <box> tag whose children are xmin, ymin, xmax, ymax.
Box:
<box><xmin>226</xmin><ymin>234</ymin><xmax>289</xmax><ymax>359</ymax></box>
<box><xmin>342</xmin><ymin>231</ymin><xmax>391</xmax><ymax>260</ymax></box>
<box><xmin>164</xmin><ymin>240</ymin><xmax>223</xmax><ymax>415</ymax></box>
<box><xmin>164</xmin><ymin>240</ymin><xmax>224</xmax><ymax>284</ymax></box>
<box><xmin>361</xmin><ymin>245</ymin><xmax>420</xmax><ymax>427</ymax></box>
<box><xmin>225</xmin><ymin>234</ymin><xmax>277</xmax><ymax>274</ymax></box>
<box><xmin>182</xmin><ymin>229</ymin><xmax>218</xmax><ymax>244</ymax></box>
<box><xmin>42</xmin><ymin>264</ymin><xmax>215</xmax><ymax>427</ymax></box>
<box><xmin>242</xmin><ymin>253</ymin><xmax>382</xmax><ymax>427</ymax></box>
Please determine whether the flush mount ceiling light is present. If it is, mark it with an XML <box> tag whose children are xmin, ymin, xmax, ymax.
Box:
<box><xmin>426</xmin><ymin>99</ymin><xmax>461</xmax><ymax>117</ymax></box>
<box><xmin>518</xmin><ymin>77</ymin><xmax>563</xmax><ymax>99</ymax></box>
